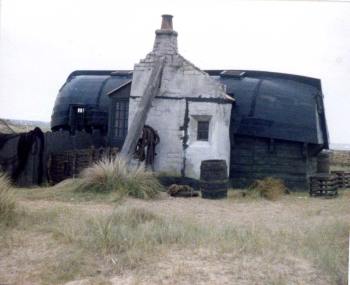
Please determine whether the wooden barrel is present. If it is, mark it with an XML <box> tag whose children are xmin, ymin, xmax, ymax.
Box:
<box><xmin>317</xmin><ymin>151</ymin><xmax>330</xmax><ymax>174</ymax></box>
<box><xmin>200</xmin><ymin>160</ymin><xmax>228</xmax><ymax>199</ymax></box>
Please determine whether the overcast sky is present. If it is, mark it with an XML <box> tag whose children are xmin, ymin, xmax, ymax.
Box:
<box><xmin>0</xmin><ymin>0</ymin><xmax>349</xmax><ymax>144</ymax></box>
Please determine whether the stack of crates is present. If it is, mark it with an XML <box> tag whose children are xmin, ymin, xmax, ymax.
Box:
<box><xmin>309</xmin><ymin>173</ymin><xmax>338</xmax><ymax>197</ymax></box>
<box><xmin>331</xmin><ymin>171</ymin><xmax>350</xmax><ymax>189</ymax></box>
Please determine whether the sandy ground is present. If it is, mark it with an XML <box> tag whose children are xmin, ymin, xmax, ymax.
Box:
<box><xmin>1</xmin><ymin>192</ymin><xmax>349</xmax><ymax>285</ymax></box>
<box><xmin>19</xmin><ymin>192</ymin><xmax>350</xmax><ymax>230</ymax></box>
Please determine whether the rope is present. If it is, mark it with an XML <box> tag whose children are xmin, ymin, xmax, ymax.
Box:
<box><xmin>134</xmin><ymin>125</ymin><xmax>160</xmax><ymax>167</ymax></box>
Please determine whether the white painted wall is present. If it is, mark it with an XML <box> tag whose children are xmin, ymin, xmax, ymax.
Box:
<box><xmin>185</xmin><ymin>101</ymin><xmax>231</xmax><ymax>178</ymax></box>
<box><xmin>128</xmin><ymin>56</ymin><xmax>232</xmax><ymax>179</ymax></box>
<box><xmin>126</xmin><ymin>20</ymin><xmax>232</xmax><ymax>179</ymax></box>
<box><xmin>129</xmin><ymin>97</ymin><xmax>186</xmax><ymax>175</ymax></box>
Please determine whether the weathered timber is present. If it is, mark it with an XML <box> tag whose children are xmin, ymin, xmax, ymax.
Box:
<box><xmin>309</xmin><ymin>174</ymin><xmax>338</xmax><ymax>197</ymax></box>
<box><xmin>317</xmin><ymin>151</ymin><xmax>330</xmax><ymax>173</ymax></box>
<box><xmin>331</xmin><ymin>171</ymin><xmax>350</xmax><ymax>189</ymax></box>
<box><xmin>230</xmin><ymin>135</ymin><xmax>317</xmax><ymax>189</ymax></box>
<box><xmin>200</xmin><ymin>160</ymin><xmax>228</xmax><ymax>199</ymax></box>
<box><xmin>120</xmin><ymin>57</ymin><xmax>165</xmax><ymax>161</ymax></box>
<box><xmin>48</xmin><ymin>147</ymin><xmax>118</xmax><ymax>184</ymax></box>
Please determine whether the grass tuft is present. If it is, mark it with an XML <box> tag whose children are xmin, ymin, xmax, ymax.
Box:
<box><xmin>2</xmin><ymin>197</ymin><xmax>349</xmax><ymax>284</ymax></box>
<box><xmin>87</xmin><ymin>208</ymin><xmax>163</xmax><ymax>255</ymax></box>
<box><xmin>0</xmin><ymin>172</ymin><xmax>17</xmax><ymax>226</ymax></box>
<box><xmin>301</xmin><ymin>221</ymin><xmax>349</xmax><ymax>285</ymax></box>
<box><xmin>78</xmin><ymin>156</ymin><xmax>163</xmax><ymax>199</ymax></box>
<box><xmin>248</xmin><ymin>177</ymin><xmax>288</xmax><ymax>201</ymax></box>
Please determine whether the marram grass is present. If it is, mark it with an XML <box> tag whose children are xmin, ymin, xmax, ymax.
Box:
<box><xmin>78</xmin><ymin>156</ymin><xmax>162</xmax><ymax>199</ymax></box>
<box><xmin>0</xmin><ymin>172</ymin><xmax>16</xmax><ymax>226</ymax></box>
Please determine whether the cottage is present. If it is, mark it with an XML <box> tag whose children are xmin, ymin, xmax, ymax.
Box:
<box><xmin>1</xmin><ymin>15</ymin><xmax>328</xmax><ymax>189</ymax></box>
<box><xmin>121</xmin><ymin>15</ymin><xmax>232</xmax><ymax>179</ymax></box>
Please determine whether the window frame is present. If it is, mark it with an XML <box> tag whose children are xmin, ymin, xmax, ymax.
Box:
<box><xmin>113</xmin><ymin>100</ymin><xmax>129</xmax><ymax>139</ymax></box>
<box><xmin>197</xmin><ymin>120</ymin><xmax>210</xmax><ymax>141</ymax></box>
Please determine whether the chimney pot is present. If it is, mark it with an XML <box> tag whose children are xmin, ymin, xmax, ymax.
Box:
<box><xmin>161</xmin><ymin>14</ymin><xmax>173</xmax><ymax>30</ymax></box>
<box><xmin>153</xmin><ymin>14</ymin><xmax>178</xmax><ymax>55</ymax></box>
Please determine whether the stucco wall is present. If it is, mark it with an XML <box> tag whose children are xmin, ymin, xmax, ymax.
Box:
<box><xmin>129</xmin><ymin>97</ymin><xmax>186</xmax><ymax>175</ymax></box>
<box><xmin>128</xmin><ymin>96</ymin><xmax>232</xmax><ymax>179</ymax></box>
<box><xmin>128</xmin><ymin>55</ymin><xmax>232</xmax><ymax>179</ymax></box>
<box><xmin>185</xmin><ymin>101</ymin><xmax>231</xmax><ymax>178</ymax></box>
<box><xmin>126</xmin><ymin>18</ymin><xmax>232</xmax><ymax>180</ymax></box>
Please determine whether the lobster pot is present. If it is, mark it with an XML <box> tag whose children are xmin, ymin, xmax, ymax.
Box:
<box><xmin>309</xmin><ymin>174</ymin><xmax>338</xmax><ymax>197</ymax></box>
<box><xmin>200</xmin><ymin>160</ymin><xmax>228</xmax><ymax>199</ymax></box>
<box><xmin>317</xmin><ymin>151</ymin><xmax>330</xmax><ymax>174</ymax></box>
<box><xmin>331</xmin><ymin>171</ymin><xmax>350</xmax><ymax>189</ymax></box>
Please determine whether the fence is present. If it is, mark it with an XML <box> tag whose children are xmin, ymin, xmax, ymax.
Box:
<box><xmin>47</xmin><ymin>147</ymin><xmax>119</xmax><ymax>185</ymax></box>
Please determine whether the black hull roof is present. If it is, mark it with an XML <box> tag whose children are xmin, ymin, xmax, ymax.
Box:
<box><xmin>51</xmin><ymin>69</ymin><xmax>329</xmax><ymax>148</ymax></box>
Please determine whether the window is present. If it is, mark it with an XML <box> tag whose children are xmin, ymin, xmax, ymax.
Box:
<box><xmin>77</xmin><ymin>107</ymin><xmax>85</xmax><ymax>114</ymax></box>
<box><xmin>114</xmin><ymin>101</ymin><xmax>129</xmax><ymax>138</ymax></box>
<box><xmin>197</xmin><ymin>121</ymin><xmax>209</xmax><ymax>141</ymax></box>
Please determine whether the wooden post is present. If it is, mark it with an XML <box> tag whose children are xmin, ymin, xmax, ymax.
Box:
<box><xmin>89</xmin><ymin>146</ymin><xmax>94</xmax><ymax>166</ymax></box>
<box><xmin>120</xmin><ymin>57</ymin><xmax>165</xmax><ymax>161</ymax></box>
<box><xmin>72</xmin><ymin>150</ymin><xmax>77</xmax><ymax>178</ymax></box>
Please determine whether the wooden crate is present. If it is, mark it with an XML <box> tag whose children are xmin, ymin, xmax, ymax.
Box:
<box><xmin>309</xmin><ymin>174</ymin><xmax>338</xmax><ymax>197</ymax></box>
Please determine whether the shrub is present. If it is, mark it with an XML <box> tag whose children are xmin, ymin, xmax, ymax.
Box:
<box><xmin>248</xmin><ymin>177</ymin><xmax>287</xmax><ymax>201</ymax></box>
<box><xmin>78</xmin><ymin>156</ymin><xmax>162</xmax><ymax>199</ymax></box>
<box><xmin>0</xmin><ymin>172</ymin><xmax>16</xmax><ymax>226</ymax></box>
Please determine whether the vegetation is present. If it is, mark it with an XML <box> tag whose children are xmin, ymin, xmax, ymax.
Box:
<box><xmin>15</xmin><ymin>178</ymin><xmax>126</xmax><ymax>203</ymax></box>
<box><xmin>247</xmin><ymin>177</ymin><xmax>288</xmax><ymax>200</ymax></box>
<box><xmin>78</xmin><ymin>156</ymin><xmax>163</xmax><ymax>199</ymax></box>
<box><xmin>0</xmin><ymin>172</ymin><xmax>16</xmax><ymax>226</ymax></box>
<box><xmin>1</xmin><ymin>183</ymin><xmax>349</xmax><ymax>284</ymax></box>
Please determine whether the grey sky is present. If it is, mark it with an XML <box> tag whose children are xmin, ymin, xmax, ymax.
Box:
<box><xmin>0</xmin><ymin>0</ymin><xmax>349</xmax><ymax>143</ymax></box>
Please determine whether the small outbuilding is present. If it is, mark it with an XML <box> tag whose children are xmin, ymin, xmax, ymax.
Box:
<box><xmin>124</xmin><ymin>15</ymin><xmax>232</xmax><ymax>179</ymax></box>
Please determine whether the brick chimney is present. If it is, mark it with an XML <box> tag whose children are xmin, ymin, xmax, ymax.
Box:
<box><xmin>153</xmin><ymin>14</ymin><xmax>178</xmax><ymax>55</ymax></box>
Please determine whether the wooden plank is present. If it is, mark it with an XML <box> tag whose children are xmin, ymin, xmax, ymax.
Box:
<box><xmin>120</xmin><ymin>57</ymin><xmax>165</xmax><ymax>161</ymax></box>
